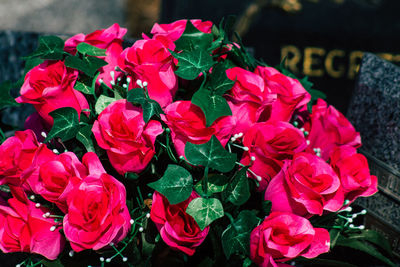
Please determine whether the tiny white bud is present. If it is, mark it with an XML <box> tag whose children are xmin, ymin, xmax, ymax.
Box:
<box><xmin>237</xmin><ymin>132</ymin><xmax>243</xmax><ymax>138</ymax></box>
<box><xmin>123</xmin><ymin>84</ymin><xmax>128</xmax><ymax>88</ymax></box>
<box><xmin>99</xmin><ymin>257</ymin><xmax>105</xmax><ymax>262</ymax></box>
<box><xmin>300</xmin><ymin>127</ymin><xmax>305</xmax><ymax>132</ymax></box>
<box><xmin>304</xmin><ymin>131</ymin><xmax>309</xmax><ymax>136</ymax></box>
<box><xmin>41</xmin><ymin>131</ymin><xmax>47</xmax><ymax>138</ymax></box>
<box><xmin>106</xmin><ymin>258</ymin><xmax>111</xmax><ymax>263</ymax></box>
<box><xmin>29</xmin><ymin>195</ymin><xmax>35</xmax><ymax>200</ymax></box>
<box><xmin>233</xmin><ymin>133</ymin><xmax>239</xmax><ymax>139</ymax></box>
<box><xmin>146</xmin><ymin>213</ymin><xmax>151</xmax><ymax>218</ymax></box>
<box><xmin>117</xmin><ymin>77</ymin><xmax>121</xmax><ymax>81</ymax></box>
<box><xmin>50</xmin><ymin>226</ymin><xmax>56</xmax><ymax>232</ymax></box>
<box><xmin>139</xmin><ymin>227</ymin><xmax>144</xmax><ymax>232</ymax></box>
<box><xmin>306</xmin><ymin>140</ymin><xmax>310</xmax><ymax>145</ymax></box>
<box><xmin>126</xmin><ymin>77</ymin><xmax>131</xmax><ymax>83</ymax></box>
<box><xmin>359</xmin><ymin>225</ymin><xmax>365</xmax><ymax>230</ymax></box>
<box><xmin>110</xmin><ymin>81</ymin><xmax>115</xmax><ymax>86</ymax></box>
<box><xmin>109</xmin><ymin>242</ymin><xmax>114</xmax><ymax>246</ymax></box>
<box><xmin>130</xmin><ymin>219</ymin><xmax>134</xmax><ymax>225</ymax></box>
<box><xmin>347</xmin><ymin>218</ymin><xmax>353</xmax><ymax>223</ymax></box>
<box><xmin>230</xmin><ymin>137</ymin><xmax>236</xmax><ymax>142</ymax></box>
<box><xmin>352</xmin><ymin>214</ymin><xmax>358</xmax><ymax>219</ymax></box>
<box><xmin>256</xmin><ymin>175</ymin><xmax>262</xmax><ymax>182</ymax></box>
<box><xmin>360</xmin><ymin>209</ymin><xmax>367</xmax><ymax>215</ymax></box>
<box><xmin>110</xmin><ymin>71</ymin><xmax>115</xmax><ymax>81</ymax></box>
<box><xmin>142</xmin><ymin>81</ymin><xmax>148</xmax><ymax>87</ymax></box>
<box><xmin>251</xmin><ymin>156</ymin><xmax>256</xmax><ymax>161</ymax></box>
<box><xmin>99</xmin><ymin>78</ymin><xmax>103</xmax><ymax>83</ymax></box>
<box><xmin>52</xmin><ymin>149</ymin><xmax>59</xmax><ymax>154</ymax></box>
<box><xmin>35</xmin><ymin>203</ymin><xmax>41</xmax><ymax>208</ymax></box>
<box><xmin>243</xmin><ymin>146</ymin><xmax>249</xmax><ymax>151</ymax></box>
<box><xmin>122</xmin><ymin>257</ymin><xmax>128</xmax><ymax>262</ymax></box>
<box><xmin>69</xmin><ymin>250</ymin><xmax>74</xmax><ymax>257</ymax></box>
<box><xmin>136</xmin><ymin>79</ymin><xmax>143</xmax><ymax>87</ymax></box>
<box><xmin>43</xmin><ymin>212</ymin><xmax>50</xmax><ymax>218</ymax></box>
<box><xmin>179</xmin><ymin>155</ymin><xmax>185</xmax><ymax>160</ymax></box>
<box><xmin>16</xmin><ymin>264</ymin><xmax>21</xmax><ymax>267</ymax></box>
<box><xmin>349</xmin><ymin>224</ymin><xmax>355</xmax><ymax>228</ymax></box>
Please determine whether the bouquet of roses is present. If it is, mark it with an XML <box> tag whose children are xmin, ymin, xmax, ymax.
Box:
<box><xmin>0</xmin><ymin>18</ymin><xmax>395</xmax><ymax>267</ymax></box>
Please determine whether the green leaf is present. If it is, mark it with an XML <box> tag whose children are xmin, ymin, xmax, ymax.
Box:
<box><xmin>336</xmin><ymin>236</ymin><xmax>396</xmax><ymax>267</ymax></box>
<box><xmin>65</xmin><ymin>55</ymin><xmax>107</xmax><ymax>77</ymax></box>
<box><xmin>192</xmin><ymin>88</ymin><xmax>232</xmax><ymax>127</ymax></box>
<box><xmin>0</xmin><ymin>81</ymin><xmax>19</xmax><ymax>109</ymax></box>
<box><xmin>329</xmin><ymin>228</ymin><xmax>341</xmax><ymax>248</ymax></box>
<box><xmin>127</xmin><ymin>88</ymin><xmax>164</xmax><ymax>123</ymax></box>
<box><xmin>207</xmin><ymin>63</ymin><xmax>235</xmax><ymax>95</ymax></box>
<box><xmin>185</xmin><ymin>135</ymin><xmax>236</xmax><ymax>173</ymax></box>
<box><xmin>295</xmin><ymin>257</ymin><xmax>357</xmax><ymax>267</ymax></box>
<box><xmin>42</xmin><ymin>258</ymin><xmax>64</xmax><ymax>267</ymax></box>
<box><xmin>242</xmin><ymin>258</ymin><xmax>253</xmax><ymax>267</ymax></box>
<box><xmin>222</xmin><ymin>167</ymin><xmax>250</xmax><ymax>206</ymax></box>
<box><xmin>25</xmin><ymin>36</ymin><xmax>65</xmax><ymax>60</ymax></box>
<box><xmin>345</xmin><ymin>230</ymin><xmax>393</xmax><ymax>256</ymax></box>
<box><xmin>76</xmin><ymin>42</ymin><xmax>106</xmax><ymax>57</ymax></box>
<box><xmin>74</xmin><ymin>81</ymin><xmax>94</xmax><ymax>95</ymax></box>
<box><xmin>175</xmin><ymin>20</ymin><xmax>214</xmax><ymax>51</ymax></box>
<box><xmin>186</xmin><ymin>197</ymin><xmax>224</xmax><ymax>230</ymax></box>
<box><xmin>148</xmin><ymin>164</ymin><xmax>193</xmax><ymax>205</ymax></box>
<box><xmin>221</xmin><ymin>210</ymin><xmax>260</xmax><ymax>259</ymax></box>
<box><xmin>44</xmin><ymin>107</ymin><xmax>79</xmax><ymax>142</ymax></box>
<box><xmin>76</xmin><ymin>124</ymin><xmax>95</xmax><ymax>152</ymax></box>
<box><xmin>261</xmin><ymin>200</ymin><xmax>272</xmax><ymax>217</ymax></box>
<box><xmin>194</xmin><ymin>174</ymin><xmax>229</xmax><ymax>195</ymax></box>
<box><xmin>0</xmin><ymin>128</ymin><xmax>6</xmax><ymax>144</ymax></box>
<box><xmin>171</xmin><ymin>48</ymin><xmax>214</xmax><ymax>80</ymax></box>
<box><xmin>125</xmin><ymin>172</ymin><xmax>139</xmax><ymax>180</ymax></box>
<box><xmin>95</xmin><ymin>95</ymin><xmax>115</xmax><ymax>115</ymax></box>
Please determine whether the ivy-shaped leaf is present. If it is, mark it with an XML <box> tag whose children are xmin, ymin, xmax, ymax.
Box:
<box><xmin>175</xmin><ymin>20</ymin><xmax>214</xmax><ymax>51</ymax></box>
<box><xmin>74</xmin><ymin>81</ymin><xmax>94</xmax><ymax>95</ymax></box>
<box><xmin>44</xmin><ymin>107</ymin><xmax>79</xmax><ymax>142</ymax></box>
<box><xmin>76</xmin><ymin>43</ymin><xmax>106</xmax><ymax>57</ymax></box>
<box><xmin>95</xmin><ymin>95</ymin><xmax>115</xmax><ymax>115</ymax></box>
<box><xmin>171</xmin><ymin>48</ymin><xmax>214</xmax><ymax>80</ymax></box>
<box><xmin>221</xmin><ymin>210</ymin><xmax>260</xmax><ymax>259</ymax></box>
<box><xmin>222</xmin><ymin>167</ymin><xmax>250</xmax><ymax>206</ymax></box>
<box><xmin>0</xmin><ymin>81</ymin><xmax>20</xmax><ymax>109</ymax></box>
<box><xmin>194</xmin><ymin>174</ymin><xmax>229</xmax><ymax>196</ymax></box>
<box><xmin>65</xmin><ymin>55</ymin><xmax>107</xmax><ymax>77</ymax></box>
<box><xmin>186</xmin><ymin>197</ymin><xmax>224</xmax><ymax>230</ymax></box>
<box><xmin>148</xmin><ymin>164</ymin><xmax>193</xmax><ymax>205</ymax></box>
<box><xmin>25</xmin><ymin>36</ymin><xmax>65</xmax><ymax>60</ymax></box>
<box><xmin>185</xmin><ymin>135</ymin><xmax>236</xmax><ymax>173</ymax></box>
<box><xmin>192</xmin><ymin>88</ymin><xmax>232</xmax><ymax>127</ymax></box>
<box><xmin>207</xmin><ymin>63</ymin><xmax>235</xmax><ymax>95</ymax></box>
<box><xmin>76</xmin><ymin>124</ymin><xmax>95</xmax><ymax>152</ymax></box>
<box><xmin>127</xmin><ymin>88</ymin><xmax>164</xmax><ymax>123</ymax></box>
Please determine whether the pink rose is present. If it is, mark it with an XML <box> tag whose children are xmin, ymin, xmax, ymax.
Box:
<box><xmin>265</xmin><ymin>152</ymin><xmax>344</xmax><ymax>217</ymax></box>
<box><xmin>119</xmin><ymin>38</ymin><xmax>177</xmax><ymax>108</ymax></box>
<box><xmin>150</xmin><ymin>191</ymin><xmax>209</xmax><ymax>256</ymax></box>
<box><xmin>0</xmin><ymin>130</ymin><xmax>40</xmax><ymax>186</ymax></box>
<box><xmin>0</xmin><ymin>194</ymin><xmax>65</xmax><ymax>259</ymax></box>
<box><xmin>150</xmin><ymin>19</ymin><xmax>213</xmax><ymax>42</ymax></box>
<box><xmin>92</xmin><ymin>99</ymin><xmax>163</xmax><ymax>174</ymax></box>
<box><xmin>241</xmin><ymin>121</ymin><xmax>307</xmax><ymax>190</ymax></box>
<box><xmin>64</xmin><ymin>23</ymin><xmax>127</xmax><ymax>55</ymax></box>
<box><xmin>226</xmin><ymin>67</ymin><xmax>276</xmax><ymax>134</ymax></box>
<box><xmin>22</xmin><ymin>152</ymin><xmax>91</xmax><ymax>213</ymax></box>
<box><xmin>330</xmin><ymin>146</ymin><xmax>378</xmax><ymax>203</ymax></box>
<box><xmin>255</xmin><ymin>66</ymin><xmax>310</xmax><ymax>122</ymax></box>
<box><xmin>250</xmin><ymin>212</ymin><xmax>330</xmax><ymax>266</ymax></box>
<box><xmin>161</xmin><ymin>101</ymin><xmax>233</xmax><ymax>157</ymax></box>
<box><xmin>305</xmin><ymin>99</ymin><xmax>361</xmax><ymax>160</ymax></box>
<box><xmin>15</xmin><ymin>60</ymin><xmax>89</xmax><ymax>125</ymax></box>
<box><xmin>63</xmin><ymin>172</ymin><xmax>131</xmax><ymax>252</ymax></box>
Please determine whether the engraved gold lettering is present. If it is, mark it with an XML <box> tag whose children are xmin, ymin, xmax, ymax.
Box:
<box><xmin>348</xmin><ymin>51</ymin><xmax>364</xmax><ymax>79</ymax></box>
<box><xmin>303</xmin><ymin>47</ymin><xmax>325</xmax><ymax>77</ymax></box>
<box><xmin>280</xmin><ymin>45</ymin><xmax>301</xmax><ymax>73</ymax></box>
<box><xmin>325</xmin><ymin>49</ymin><xmax>345</xmax><ymax>78</ymax></box>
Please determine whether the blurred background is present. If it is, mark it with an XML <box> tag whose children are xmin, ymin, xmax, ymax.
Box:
<box><xmin>0</xmin><ymin>0</ymin><xmax>400</xmax><ymax>113</ymax></box>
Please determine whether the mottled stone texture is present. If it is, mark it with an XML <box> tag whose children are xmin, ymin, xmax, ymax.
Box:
<box><xmin>347</xmin><ymin>53</ymin><xmax>400</xmax><ymax>171</ymax></box>
<box><xmin>0</xmin><ymin>31</ymin><xmax>39</xmax><ymax>85</ymax></box>
<box><xmin>347</xmin><ymin>53</ymin><xmax>400</xmax><ymax>257</ymax></box>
